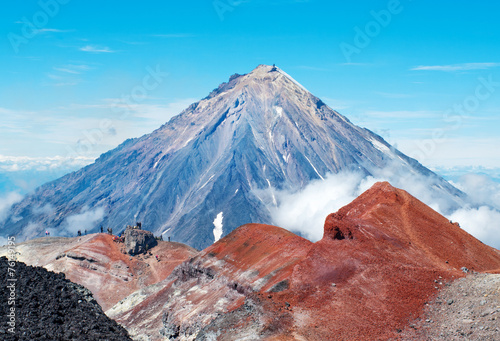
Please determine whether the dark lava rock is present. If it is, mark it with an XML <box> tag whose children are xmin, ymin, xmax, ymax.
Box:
<box><xmin>0</xmin><ymin>256</ymin><xmax>131</xmax><ymax>341</ymax></box>
<box><xmin>123</xmin><ymin>227</ymin><xmax>157</xmax><ymax>255</ymax></box>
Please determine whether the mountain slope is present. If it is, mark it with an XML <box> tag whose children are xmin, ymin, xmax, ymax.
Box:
<box><xmin>107</xmin><ymin>223</ymin><xmax>312</xmax><ymax>339</ymax></box>
<box><xmin>2</xmin><ymin>65</ymin><xmax>463</xmax><ymax>249</ymax></box>
<box><xmin>107</xmin><ymin>182</ymin><xmax>500</xmax><ymax>340</ymax></box>
<box><xmin>0</xmin><ymin>234</ymin><xmax>197</xmax><ymax>311</ymax></box>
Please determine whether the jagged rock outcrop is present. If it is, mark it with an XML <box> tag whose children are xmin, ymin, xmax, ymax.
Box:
<box><xmin>123</xmin><ymin>227</ymin><xmax>157</xmax><ymax>255</ymax></box>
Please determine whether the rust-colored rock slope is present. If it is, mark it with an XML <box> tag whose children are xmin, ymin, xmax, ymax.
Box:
<box><xmin>281</xmin><ymin>181</ymin><xmax>500</xmax><ymax>340</ymax></box>
<box><xmin>110</xmin><ymin>182</ymin><xmax>500</xmax><ymax>340</ymax></box>
<box><xmin>0</xmin><ymin>233</ymin><xmax>197</xmax><ymax>311</ymax></box>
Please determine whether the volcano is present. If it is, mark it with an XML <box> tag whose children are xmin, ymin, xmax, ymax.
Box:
<box><xmin>106</xmin><ymin>182</ymin><xmax>500</xmax><ymax>340</ymax></box>
<box><xmin>2</xmin><ymin>65</ymin><xmax>463</xmax><ymax>249</ymax></box>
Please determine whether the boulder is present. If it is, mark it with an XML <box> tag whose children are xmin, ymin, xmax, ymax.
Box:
<box><xmin>123</xmin><ymin>227</ymin><xmax>157</xmax><ymax>255</ymax></box>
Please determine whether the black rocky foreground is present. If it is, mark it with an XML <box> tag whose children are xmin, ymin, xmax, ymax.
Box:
<box><xmin>0</xmin><ymin>256</ymin><xmax>131</xmax><ymax>341</ymax></box>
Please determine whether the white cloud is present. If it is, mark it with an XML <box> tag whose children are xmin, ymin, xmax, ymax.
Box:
<box><xmin>399</xmin><ymin>137</ymin><xmax>500</xmax><ymax>169</ymax></box>
<box><xmin>53</xmin><ymin>68</ymin><xmax>79</xmax><ymax>74</ymax></box>
<box><xmin>321</xmin><ymin>97</ymin><xmax>352</xmax><ymax>110</ymax></box>
<box><xmin>53</xmin><ymin>64</ymin><xmax>92</xmax><ymax>74</ymax></box>
<box><xmin>373</xmin><ymin>92</ymin><xmax>413</xmax><ymax>99</ymax></box>
<box><xmin>32</xmin><ymin>204</ymin><xmax>55</xmax><ymax>216</ymax></box>
<box><xmin>449</xmin><ymin>207</ymin><xmax>500</xmax><ymax>250</ymax></box>
<box><xmin>450</xmin><ymin>173</ymin><xmax>500</xmax><ymax>209</ymax></box>
<box><xmin>0</xmin><ymin>155</ymin><xmax>94</xmax><ymax>173</ymax></box>
<box><xmin>63</xmin><ymin>207</ymin><xmax>105</xmax><ymax>235</ymax></box>
<box><xmin>294</xmin><ymin>65</ymin><xmax>331</xmax><ymax>72</ymax></box>
<box><xmin>19</xmin><ymin>222</ymin><xmax>42</xmax><ymax>241</ymax></box>
<box><xmin>38</xmin><ymin>28</ymin><xmax>74</xmax><ymax>33</ymax></box>
<box><xmin>268</xmin><ymin>168</ymin><xmax>500</xmax><ymax>249</ymax></box>
<box><xmin>0</xmin><ymin>96</ymin><xmax>197</xmax><ymax>162</ymax></box>
<box><xmin>79</xmin><ymin>45</ymin><xmax>115</xmax><ymax>53</ymax></box>
<box><xmin>270</xmin><ymin>172</ymin><xmax>373</xmax><ymax>241</ymax></box>
<box><xmin>361</xmin><ymin>110</ymin><xmax>440</xmax><ymax>119</ymax></box>
<box><xmin>152</xmin><ymin>34</ymin><xmax>195</xmax><ymax>38</ymax></box>
<box><xmin>0</xmin><ymin>192</ymin><xmax>24</xmax><ymax>223</ymax></box>
<box><xmin>411</xmin><ymin>63</ymin><xmax>500</xmax><ymax>72</ymax></box>
<box><xmin>122</xmin><ymin>98</ymin><xmax>198</xmax><ymax>123</ymax></box>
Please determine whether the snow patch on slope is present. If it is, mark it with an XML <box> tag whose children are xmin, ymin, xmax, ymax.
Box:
<box><xmin>277</xmin><ymin>69</ymin><xmax>309</xmax><ymax>93</ymax></box>
<box><xmin>304</xmin><ymin>155</ymin><xmax>325</xmax><ymax>180</ymax></box>
<box><xmin>213</xmin><ymin>212</ymin><xmax>224</xmax><ymax>242</ymax></box>
<box><xmin>370</xmin><ymin>138</ymin><xmax>391</xmax><ymax>154</ymax></box>
<box><xmin>275</xmin><ymin>106</ymin><xmax>283</xmax><ymax>117</ymax></box>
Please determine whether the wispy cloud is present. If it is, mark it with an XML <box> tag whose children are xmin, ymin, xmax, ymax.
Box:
<box><xmin>411</xmin><ymin>63</ymin><xmax>500</xmax><ymax>72</ymax></box>
<box><xmin>339</xmin><ymin>62</ymin><xmax>372</xmax><ymax>66</ymax></box>
<box><xmin>0</xmin><ymin>192</ymin><xmax>24</xmax><ymax>223</ymax></box>
<box><xmin>53</xmin><ymin>64</ymin><xmax>92</xmax><ymax>74</ymax></box>
<box><xmin>151</xmin><ymin>34</ymin><xmax>195</xmax><ymax>38</ymax></box>
<box><xmin>62</xmin><ymin>206</ymin><xmax>105</xmax><ymax>235</ymax></box>
<box><xmin>374</xmin><ymin>92</ymin><xmax>413</xmax><ymax>99</ymax></box>
<box><xmin>294</xmin><ymin>65</ymin><xmax>330</xmax><ymax>72</ymax></box>
<box><xmin>362</xmin><ymin>110</ymin><xmax>439</xmax><ymax>119</ymax></box>
<box><xmin>0</xmin><ymin>97</ymin><xmax>197</xmax><ymax>160</ymax></box>
<box><xmin>321</xmin><ymin>97</ymin><xmax>352</xmax><ymax>110</ymax></box>
<box><xmin>46</xmin><ymin>64</ymin><xmax>93</xmax><ymax>86</ymax></box>
<box><xmin>38</xmin><ymin>28</ymin><xmax>74</xmax><ymax>34</ymax></box>
<box><xmin>79</xmin><ymin>45</ymin><xmax>115</xmax><ymax>53</ymax></box>
<box><xmin>51</xmin><ymin>82</ymin><xmax>80</xmax><ymax>87</ymax></box>
<box><xmin>0</xmin><ymin>155</ymin><xmax>94</xmax><ymax>172</ymax></box>
<box><xmin>53</xmin><ymin>68</ymin><xmax>79</xmax><ymax>74</ymax></box>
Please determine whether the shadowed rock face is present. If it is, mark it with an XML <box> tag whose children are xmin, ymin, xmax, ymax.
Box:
<box><xmin>123</xmin><ymin>227</ymin><xmax>157</xmax><ymax>255</ymax></box>
<box><xmin>108</xmin><ymin>182</ymin><xmax>500</xmax><ymax>341</ymax></box>
<box><xmin>2</xmin><ymin>65</ymin><xmax>463</xmax><ymax>250</ymax></box>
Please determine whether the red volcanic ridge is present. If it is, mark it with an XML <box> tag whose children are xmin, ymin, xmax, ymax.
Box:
<box><xmin>113</xmin><ymin>182</ymin><xmax>500</xmax><ymax>340</ymax></box>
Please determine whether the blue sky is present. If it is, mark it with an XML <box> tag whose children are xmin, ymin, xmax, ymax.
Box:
<box><xmin>1</xmin><ymin>0</ymin><xmax>500</xmax><ymax>195</ymax></box>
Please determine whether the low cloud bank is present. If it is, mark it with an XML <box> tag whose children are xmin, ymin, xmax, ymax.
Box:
<box><xmin>0</xmin><ymin>155</ymin><xmax>93</xmax><ymax>173</ymax></box>
<box><xmin>446</xmin><ymin>173</ymin><xmax>500</xmax><ymax>249</ymax></box>
<box><xmin>63</xmin><ymin>207</ymin><xmax>105</xmax><ymax>236</ymax></box>
<box><xmin>450</xmin><ymin>173</ymin><xmax>500</xmax><ymax>209</ymax></box>
<box><xmin>449</xmin><ymin>206</ymin><xmax>500</xmax><ymax>250</ymax></box>
<box><xmin>269</xmin><ymin>170</ymin><xmax>500</xmax><ymax>250</ymax></box>
<box><xmin>0</xmin><ymin>192</ymin><xmax>23</xmax><ymax>223</ymax></box>
<box><xmin>270</xmin><ymin>172</ymin><xmax>375</xmax><ymax>241</ymax></box>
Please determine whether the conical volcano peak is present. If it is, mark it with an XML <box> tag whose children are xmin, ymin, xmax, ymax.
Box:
<box><xmin>251</xmin><ymin>64</ymin><xmax>277</xmax><ymax>73</ymax></box>
<box><xmin>245</xmin><ymin>64</ymin><xmax>310</xmax><ymax>92</ymax></box>
<box><xmin>204</xmin><ymin>64</ymin><xmax>310</xmax><ymax>101</ymax></box>
<box><xmin>4</xmin><ymin>65</ymin><xmax>465</xmax><ymax>250</ymax></box>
